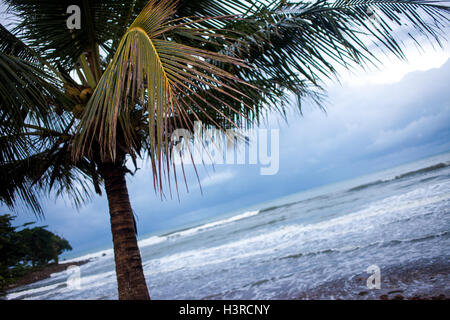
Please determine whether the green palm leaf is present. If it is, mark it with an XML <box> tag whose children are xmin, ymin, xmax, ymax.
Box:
<box><xmin>194</xmin><ymin>0</ymin><xmax>450</xmax><ymax>113</ymax></box>
<box><xmin>0</xmin><ymin>24</ymin><xmax>96</xmax><ymax>214</ymax></box>
<box><xmin>73</xmin><ymin>0</ymin><xmax>254</xmax><ymax>192</ymax></box>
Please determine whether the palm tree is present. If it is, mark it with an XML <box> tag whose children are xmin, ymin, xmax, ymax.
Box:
<box><xmin>0</xmin><ymin>0</ymin><xmax>448</xmax><ymax>299</ymax></box>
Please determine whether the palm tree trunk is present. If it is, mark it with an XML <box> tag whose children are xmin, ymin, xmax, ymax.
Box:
<box><xmin>101</xmin><ymin>162</ymin><xmax>150</xmax><ymax>300</ymax></box>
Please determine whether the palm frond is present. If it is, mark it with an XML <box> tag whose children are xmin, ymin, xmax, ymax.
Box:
<box><xmin>4</xmin><ymin>0</ymin><xmax>142</xmax><ymax>70</ymax></box>
<box><xmin>72</xmin><ymin>0</ymin><xmax>254</xmax><ymax>193</ymax></box>
<box><xmin>195</xmin><ymin>0</ymin><xmax>450</xmax><ymax>113</ymax></box>
<box><xmin>0</xmin><ymin>143</ymin><xmax>99</xmax><ymax>216</ymax></box>
<box><xmin>0</xmin><ymin>23</ymin><xmax>76</xmax><ymax>163</ymax></box>
<box><xmin>0</xmin><ymin>23</ymin><xmax>91</xmax><ymax>213</ymax></box>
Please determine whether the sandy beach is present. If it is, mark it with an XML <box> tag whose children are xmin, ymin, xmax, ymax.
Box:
<box><xmin>296</xmin><ymin>257</ymin><xmax>449</xmax><ymax>300</ymax></box>
<box><xmin>6</xmin><ymin>259</ymin><xmax>91</xmax><ymax>292</ymax></box>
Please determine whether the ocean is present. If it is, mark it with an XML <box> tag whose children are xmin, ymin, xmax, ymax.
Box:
<box><xmin>5</xmin><ymin>153</ymin><xmax>450</xmax><ymax>300</ymax></box>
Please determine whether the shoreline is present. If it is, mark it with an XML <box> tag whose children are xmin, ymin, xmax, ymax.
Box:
<box><xmin>6</xmin><ymin>259</ymin><xmax>91</xmax><ymax>291</ymax></box>
<box><xmin>4</xmin><ymin>257</ymin><xmax>449</xmax><ymax>300</ymax></box>
<box><xmin>295</xmin><ymin>257</ymin><xmax>450</xmax><ymax>300</ymax></box>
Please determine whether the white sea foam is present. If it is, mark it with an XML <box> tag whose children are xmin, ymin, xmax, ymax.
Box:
<box><xmin>61</xmin><ymin>209</ymin><xmax>260</xmax><ymax>267</ymax></box>
<box><xmin>143</xmin><ymin>183</ymin><xmax>450</xmax><ymax>275</ymax></box>
<box><xmin>6</xmin><ymin>283</ymin><xmax>63</xmax><ymax>300</ymax></box>
<box><xmin>138</xmin><ymin>235</ymin><xmax>166</xmax><ymax>248</ymax></box>
<box><xmin>61</xmin><ymin>184</ymin><xmax>450</xmax><ymax>279</ymax></box>
<box><xmin>63</xmin><ymin>248</ymin><xmax>114</xmax><ymax>263</ymax></box>
<box><xmin>163</xmin><ymin>210</ymin><xmax>261</xmax><ymax>239</ymax></box>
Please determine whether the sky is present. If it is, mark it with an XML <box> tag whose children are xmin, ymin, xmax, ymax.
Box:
<box><xmin>8</xmin><ymin>43</ymin><xmax>449</xmax><ymax>258</ymax></box>
<box><xmin>2</xmin><ymin>5</ymin><xmax>450</xmax><ymax>258</ymax></box>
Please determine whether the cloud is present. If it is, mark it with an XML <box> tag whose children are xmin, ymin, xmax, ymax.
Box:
<box><xmin>200</xmin><ymin>171</ymin><xmax>235</xmax><ymax>188</ymax></box>
<box><xmin>366</xmin><ymin>108</ymin><xmax>450</xmax><ymax>153</ymax></box>
<box><xmin>334</xmin><ymin>37</ymin><xmax>450</xmax><ymax>86</ymax></box>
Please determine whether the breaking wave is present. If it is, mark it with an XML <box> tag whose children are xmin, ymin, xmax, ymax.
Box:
<box><xmin>348</xmin><ymin>162</ymin><xmax>450</xmax><ymax>192</ymax></box>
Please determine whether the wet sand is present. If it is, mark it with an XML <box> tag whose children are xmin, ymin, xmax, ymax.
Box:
<box><xmin>296</xmin><ymin>257</ymin><xmax>450</xmax><ymax>300</ymax></box>
<box><xmin>7</xmin><ymin>259</ymin><xmax>91</xmax><ymax>291</ymax></box>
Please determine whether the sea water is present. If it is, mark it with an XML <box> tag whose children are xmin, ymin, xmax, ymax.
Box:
<box><xmin>5</xmin><ymin>153</ymin><xmax>450</xmax><ymax>299</ymax></box>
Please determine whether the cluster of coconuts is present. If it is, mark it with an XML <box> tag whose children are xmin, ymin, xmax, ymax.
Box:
<box><xmin>63</xmin><ymin>84</ymin><xmax>94</xmax><ymax>118</ymax></box>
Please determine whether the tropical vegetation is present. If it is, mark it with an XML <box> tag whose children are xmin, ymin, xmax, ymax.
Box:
<box><xmin>0</xmin><ymin>214</ymin><xmax>72</xmax><ymax>293</ymax></box>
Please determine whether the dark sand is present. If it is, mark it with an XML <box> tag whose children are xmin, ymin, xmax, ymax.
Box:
<box><xmin>296</xmin><ymin>257</ymin><xmax>450</xmax><ymax>300</ymax></box>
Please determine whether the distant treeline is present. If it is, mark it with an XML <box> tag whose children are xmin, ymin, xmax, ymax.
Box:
<box><xmin>0</xmin><ymin>214</ymin><xmax>72</xmax><ymax>292</ymax></box>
